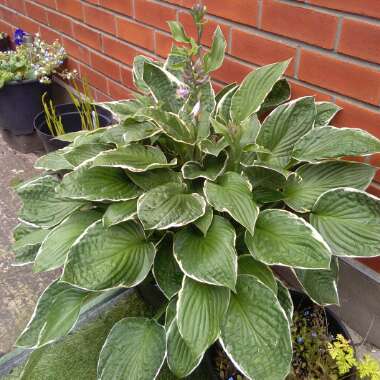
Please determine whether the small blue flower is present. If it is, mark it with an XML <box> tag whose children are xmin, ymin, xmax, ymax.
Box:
<box><xmin>227</xmin><ymin>377</ymin><xmax>234</xmax><ymax>380</ymax></box>
<box><xmin>303</xmin><ymin>310</ymin><xmax>310</xmax><ymax>316</ymax></box>
<box><xmin>14</xmin><ymin>28</ymin><xmax>26</xmax><ymax>45</ymax></box>
<box><xmin>296</xmin><ymin>336</ymin><xmax>304</xmax><ymax>344</ymax></box>
<box><xmin>311</xmin><ymin>331</ymin><xmax>317</xmax><ymax>338</ymax></box>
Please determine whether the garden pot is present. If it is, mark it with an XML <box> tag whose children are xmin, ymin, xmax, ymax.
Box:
<box><xmin>0</xmin><ymin>80</ymin><xmax>49</xmax><ymax>136</ymax></box>
<box><xmin>0</xmin><ymin>35</ymin><xmax>10</xmax><ymax>51</ymax></box>
<box><xmin>34</xmin><ymin>103</ymin><xmax>114</xmax><ymax>152</ymax></box>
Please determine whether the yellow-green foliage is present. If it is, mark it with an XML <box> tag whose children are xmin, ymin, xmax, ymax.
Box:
<box><xmin>357</xmin><ymin>355</ymin><xmax>380</xmax><ymax>380</ymax></box>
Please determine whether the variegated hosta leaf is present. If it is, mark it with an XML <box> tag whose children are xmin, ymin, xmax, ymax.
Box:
<box><xmin>133</xmin><ymin>55</ymin><xmax>153</xmax><ymax>93</ymax></box>
<box><xmin>230</xmin><ymin>59</ymin><xmax>290</xmax><ymax>123</ymax></box>
<box><xmin>310</xmin><ymin>188</ymin><xmax>380</xmax><ymax>257</ymax></box>
<box><xmin>196</xmin><ymin>81</ymin><xmax>216</xmax><ymax>140</ymax></box>
<box><xmin>34</xmin><ymin>209</ymin><xmax>102</xmax><ymax>273</ymax></box>
<box><xmin>12</xmin><ymin>228</ymin><xmax>49</xmax><ymax>266</ymax></box>
<box><xmin>293</xmin><ymin>126</ymin><xmax>380</xmax><ymax>162</ymax></box>
<box><xmin>260</xmin><ymin>78</ymin><xmax>291</xmax><ymax>112</ymax></box>
<box><xmin>62</xmin><ymin>221</ymin><xmax>155</xmax><ymax>290</ymax></box>
<box><xmin>16</xmin><ymin>176</ymin><xmax>85</xmax><ymax>228</ymax></box>
<box><xmin>16</xmin><ymin>281</ymin><xmax>89</xmax><ymax>348</ymax></box>
<box><xmin>221</xmin><ymin>274</ymin><xmax>292</xmax><ymax>380</ymax></box>
<box><xmin>92</xmin><ymin>144</ymin><xmax>176</xmax><ymax>172</ymax></box>
<box><xmin>98</xmin><ymin>318</ymin><xmax>166</xmax><ymax>380</ymax></box>
<box><xmin>182</xmin><ymin>152</ymin><xmax>227</xmax><ymax>181</ymax></box>
<box><xmin>283</xmin><ymin>161</ymin><xmax>375</xmax><ymax>212</ymax></box>
<box><xmin>102</xmin><ymin>199</ymin><xmax>137</xmax><ymax>228</ymax></box>
<box><xmin>256</xmin><ymin>97</ymin><xmax>316</xmax><ymax>169</ymax></box>
<box><xmin>127</xmin><ymin>168</ymin><xmax>182</xmax><ymax>191</ymax></box>
<box><xmin>177</xmin><ymin>277</ymin><xmax>230</xmax><ymax>356</ymax></box>
<box><xmin>73</xmin><ymin>128</ymin><xmax>107</xmax><ymax>146</ymax></box>
<box><xmin>295</xmin><ymin>257</ymin><xmax>339</xmax><ymax>306</ymax></box>
<box><xmin>204</xmin><ymin>172</ymin><xmax>259</xmax><ymax>235</ymax></box>
<box><xmin>174</xmin><ymin>215</ymin><xmax>237</xmax><ymax>290</ymax></box>
<box><xmin>238</xmin><ymin>254</ymin><xmax>278</xmax><ymax>293</ymax></box>
<box><xmin>199</xmin><ymin>137</ymin><xmax>228</xmax><ymax>156</ymax></box>
<box><xmin>216</xmin><ymin>85</ymin><xmax>238</xmax><ymax>124</ymax></box>
<box><xmin>166</xmin><ymin>318</ymin><xmax>204</xmax><ymax>378</ymax></box>
<box><xmin>167</xmin><ymin>21</ymin><xmax>191</xmax><ymax>43</ymax></box>
<box><xmin>214</xmin><ymin>83</ymin><xmax>238</xmax><ymax>106</ymax></box>
<box><xmin>276</xmin><ymin>280</ymin><xmax>294</xmax><ymax>324</ymax></box>
<box><xmin>194</xmin><ymin>207</ymin><xmax>213</xmax><ymax>236</ymax></box>
<box><xmin>245</xmin><ymin>209</ymin><xmax>331</xmax><ymax>269</ymax></box>
<box><xmin>34</xmin><ymin>149</ymin><xmax>73</xmax><ymax>171</ymax></box>
<box><xmin>203</xmin><ymin>26</ymin><xmax>226</xmax><ymax>73</ymax></box>
<box><xmin>315</xmin><ymin>101</ymin><xmax>341</xmax><ymax>127</ymax></box>
<box><xmin>63</xmin><ymin>143</ymin><xmax>112</xmax><ymax>167</ymax></box>
<box><xmin>143</xmin><ymin>62</ymin><xmax>184</xmax><ymax>113</ymax></box>
<box><xmin>153</xmin><ymin>234</ymin><xmax>183</xmax><ymax>299</ymax></box>
<box><xmin>148</xmin><ymin>109</ymin><xmax>195</xmax><ymax>145</ymax></box>
<box><xmin>13</xmin><ymin>222</ymin><xmax>39</xmax><ymax>241</ymax></box>
<box><xmin>104</xmin><ymin>98</ymin><xmax>150</xmax><ymax>121</ymax></box>
<box><xmin>239</xmin><ymin>114</ymin><xmax>262</xmax><ymax>149</ymax></box>
<box><xmin>54</xmin><ymin>130</ymin><xmax>87</xmax><ymax>142</ymax></box>
<box><xmin>165</xmin><ymin>297</ymin><xmax>177</xmax><ymax>330</ymax></box>
<box><xmin>137</xmin><ymin>182</ymin><xmax>206</xmax><ymax>230</ymax></box>
<box><xmin>57</xmin><ymin>166</ymin><xmax>141</xmax><ymax>202</ymax></box>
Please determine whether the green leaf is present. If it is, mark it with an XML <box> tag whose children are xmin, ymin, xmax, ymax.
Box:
<box><xmin>153</xmin><ymin>234</ymin><xmax>183</xmax><ymax>299</ymax></box>
<box><xmin>215</xmin><ymin>85</ymin><xmax>238</xmax><ymax>124</ymax></box>
<box><xmin>98</xmin><ymin>317</ymin><xmax>166</xmax><ymax>380</ymax></box>
<box><xmin>168</xmin><ymin>21</ymin><xmax>190</xmax><ymax>43</ymax></box>
<box><xmin>165</xmin><ymin>297</ymin><xmax>177</xmax><ymax>330</ymax></box>
<box><xmin>53</xmin><ymin>130</ymin><xmax>87</xmax><ymax>142</ymax></box>
<box><xmin>293</xmin><ymin>126</ymin><xmax>380</xmax><ymax>162</ymax></box>
<box><xmin>256</xmin><ymin>97</ymin><xmax>316</xmax><ymax>168</ymax></box>
<box><xmin>16</xmin><ymin>281</ymin><xmax>89</xmax><ymax>348</ymax></box>
<box><xmin>310</xmin><ymin>188</ymin><xmax>380</xmax><ymax>257</ymax></box>
<box><xmin>12</xmin><ymin>228</ymin><xmax>50</xmax><ymax>266</ymax></box>
<box><xmin>245</xmin><ymin>209</ymin><xmax>331</xmax><ymax>269</ymax></box>
<box><xmin>72</xmin><ymin>128</ymin><xmax>107</xmax><ymax>146</ymax></box>
<box><xmin>295</xmin><ymin>257</ymin><xmax>339</xmax><ymax>306</ymax></box>
<box><xmin>204</xmin><ymin>172</ymin><xmax>259</xmax><ymax>235</ymax></box>
<box><xmin>199</xmin><ymin>137</ymin><xmax>228</xmax><ymax>156</ymax></box>
<box><xmin>204</xmin><ymin>26</ymin><xmax>226</xmax><ymax>73</ymax></box>
<box><xmin>174</xmin><ymin>215</ymin><xmax>237</xmax><ymax>290</ymax></box>
<box><xmin>92</xmin><ymin>144</ymin><xmax>177</xmax><ymax>172</ymax></box>
<box><xmin>230</xmin><ymin>59</ymin><xmax>290</xmax><ymax>123</ymax></box>
<box><xmin>315</xmin><ymin>101</ymin><xmax>341</xmax><ymax>127</ymax></box>
<box><xmin>166</xmin><ymin>318</ymin><xmax>204</xmax><ymax>378</ymax></box>
<box><xmin>221</xmin><ymin>274</ymin><xmax>292</xmax><ymax>380</ymax></box>
<box><xmin>127</xmin><ymin>168</ymin><xmax>182</xmax><ymax>191</ymax></box>
<box><xmin>283</xmin><ymin>161</ymin><xmax>375</xmax><ymax>212</ymax></box>
<box><xmin>214</xmin><ymin>83</ymin><xmax>238</xmax><ymax>106</ymax></box>
<box><xmin>16</xmin><ymin>176</ymin><xmax>85</xmax><ymax>228</ymax></box>
<box><xmin>196</xmin><ymin>81</ymin><xmax>216</xmax><ymax>140</ymax></box>
<box><xmin>62</xmin><ymin>221</ymin><xmax>155</xmax><ymax>290</ymax></box>
<box><xmin>276</xmin><ymin>280</ymin><xmax>294</xmax><ymax>324</ymax></box>
<box><xmin>238</xmin><ymin>254</ymin><xmax>278</xmax><ymax>293</ymax></box>
<box><xmin>57</xmin><ymin>166</ymin><xmax>141</xmax><ymax>202</ymax></box>
<box><xmin>34</xmin><ymin>149</ymin><xmax>73</xmax><ymax>171</ymax></box>
<box><xmin>260</xmin><ymin>78</ymin><xmax>291</xmax><ymax>112</ymax></box>
<box><xmin>143</xmin><ymin>62</ymin><xmax>184</xmax><ymax>113</ymax></box>
<box><xmin>194</xmin><ymin>207</ymin><xmax>213</xmax><ymax>236</ymax></box>
<box><xmin>182</xmin><ymin>152</ymin><xmax>227</xmax><ymax>181</ymax></box>
<box><xmin>63</xmin><ymin>143</ymin><xmax>112</xmax><ymax>167</ymax></box>
<box><xmin>133</xmin><ymin>55</ymin><xmax>153</xmax><ymax>93</ymax></box>
<box><xmin>137</xmin><ymin>182</ymin><xmax>206</xmax><ymax>230</ymax></box>
<box><xmin>102</xmin><ymin>199</ymin><xmax>137</xmax><ymax>228</ymax></box>
<box><xmin>34</xmin><ymin>209</ymin><xmax>102</xmax><ymax>272</ymax></box>
<box><xmin>177</xmin><ymin>277</ymin><xmax>230</xmax><ymax>356</ymax></box>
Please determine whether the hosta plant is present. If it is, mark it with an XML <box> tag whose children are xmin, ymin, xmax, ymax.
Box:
<box><xmin>13</xmin><ymin>6</ymin><xmax>380</xmax><ymax>380</ymax></box>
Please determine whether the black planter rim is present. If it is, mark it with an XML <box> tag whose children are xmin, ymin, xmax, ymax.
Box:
<box><xmin>2</xmin><ymin>78</ymin><xmax>42</xmax><ymax>87</ymax></box>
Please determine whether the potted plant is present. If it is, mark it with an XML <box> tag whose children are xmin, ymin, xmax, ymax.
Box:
<box><xmin>34</xmin><ymin>79</ymin><xmax>114</xmax><ymax>152</ymax></box>
<box><xmin>12</xmin><ymin>5</ymin><xmax>380</xmax><ymax>379</ymax></box>
<box><xmin>0</xmin><ymin>32</ymin><xmax>10</xmax><ymax>52</ymax></box>
<box><xmin>0</xmin><ymin>32</ymin><xmax>71</xmax><ymax>136</ymax></box>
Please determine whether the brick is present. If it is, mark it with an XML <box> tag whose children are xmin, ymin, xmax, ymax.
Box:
<box><xmin>358</xmin><ymin>257</ymin><xmax>380</xmax><ymax>273</ymax></box>
<box><xmin>116</xmin><ymin>17</ymin><xmax>154</xmax><ymax>51</ymax></box>
<box><xmin>34</xmin><ymin>0</ymin><xmax>56</xmax><ymax>8</ymax></box>
<box><xmin>91</xmin><ymin>52</ymin><xmax>121</xmax><ymax>82</ymax></box>
<box><xmin>289</xmin><ymin>81</ymin><xmax>333</xmax><ymax>102</ymax></box>
<box><xmin>47</xmin><ymin>11</ymin><xmax>72</xmax><ymax>36</ymax></box>
<box><xmin>83</xmin><ymin>4</ymin><xmax>116</xmax><ymax>35</ymax></box>
<box><xmin>17</xmin><ymin>14</ymin><xmax>40</xmax><ymax>34</ymax></box>
<box><xmin>39</xmin><ymin>25</ymin><xmax>61</xmax><ymax>43</ymax></box>
<box><xmin>299</xmin><ymin>49</ymin><xmax>380</xmax><ymax>105</ymax></box>
<box><xmin>107</xmin><ymin>79</ymin><xmax>133</xmax><ymax>99</ymax></box>
<box><xmin>56</xmin><ymin>0</ymin><xmax>83</xmax><ymax>20</ymax></box>
<box><xmin>369</xmin><ymin>155</ymin><xmax>380</xmax><ymax>182</ymax></box>
<box><xmin>212</xmin><ymin>57</ymin><xmax>252</xmax><ymax>84</ymax></box>
<box><xmin>100</xmin><ymin>0</ymin><xmax>132</xmax><ymax>15</ymax></box>
<box><xmin>73</xmin><ymin>23</ymin><xmax>102</xmax><ymax>51</ymax></box>
<box><xmin>135</xmin><ymin>0</ymin><xmax>176</xmax><ymax>32</ymax></box>
<box><xmin>93</xmin><ymin>88</ymin><xmax>112</xmax><ymax>102</ymax></box>
<box><xmin>25</xmin><ymin>1</ymin><xmax>48</xmax><ymax>24</ymax></box>
<box><xmin>261</xmin><ymin>0</ymin><xmax>339</xmax><ymax>49</ymax></box>
<box><xmin>120</xmin><ymin>66</ymin><xmax>134</xmax><ymax>89</ymax></box>
<box><xmin>231</xmin><ymin>29</ymin><xmax>296</xmax><ymax>76</ymax></box>
<box><xmin>155</xmin><ymin>31</ymin><xmax>172</xmax><ymax>57</ymax></box>
<box><xmin>178</xmin><ymin>11</ymin><xmax>230</xmax><ymax>48</ymax></box>
<box><xmin>308</xmin><ymin>0</ymin><xmax>380</xmax><ymax>20</ymax></box>
<box><xmin>62</xmin><ymin>37</ymin><xmax>90</xmax><ymax>63</ymax></box>
<box><xmin>80</xmin><ymin>63</ymin><xmax>108</xmax><ymax>92</ymax></box>
<box><xmin>334</xmin><ymin>99</ymin><xmax>380</xmax><ymax>139</ymax></box>
<box><xmin>368</xmin><ymin>184</ymin><xmax>380</xmax><ymax>197</ymax></box>
<box><xmin>9</xmin><ymin>0</ymin><xmax>25</xmax><ymax>13</ymax></box>
<box><xmin>102</xmin><ymin>35</ymin><xmax>141</xmax><ymax>66</ymax></box>
<box><xmin>338</xmin><ymin>19</ymin><xmax>380</xmax><ymax>65</ymax></box>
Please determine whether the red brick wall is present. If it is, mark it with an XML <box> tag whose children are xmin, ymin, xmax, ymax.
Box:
<box><xmin>1</xmin><ymin>0</ymin><xmax>380</xmax><ymax>269</ymax></box>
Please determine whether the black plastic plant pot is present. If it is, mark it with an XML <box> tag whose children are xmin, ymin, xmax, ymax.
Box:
<box><xmin>34</xmin><ymin>103</ymin><xmax>114</xmax><ymax>153</ymax></box>
<box><xmin>0</xmin><ymin>35</ymin><xmax>10</xmax><ymax>51</ymax></box>
<box><xmin>0</xmin><ymin>80</ymin><xmax>50</xmax><ymax>136</ymax></box>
